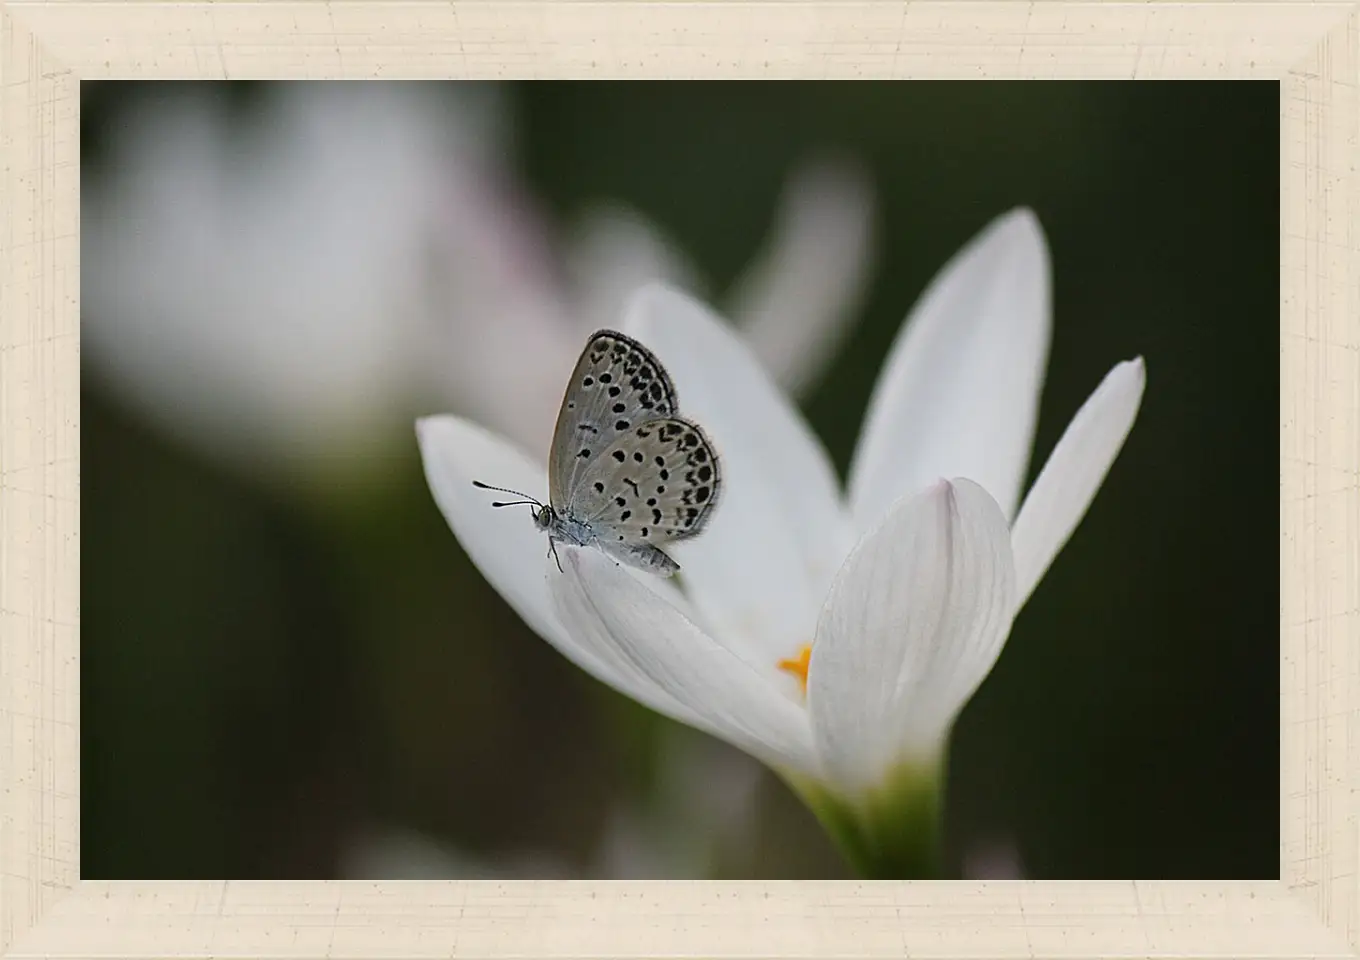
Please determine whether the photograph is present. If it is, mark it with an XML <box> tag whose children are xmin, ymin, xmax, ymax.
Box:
<box><xmin>80</xmin><ymin>80</ymin><xmax>1279</xmax><ymax>881</ymax></box>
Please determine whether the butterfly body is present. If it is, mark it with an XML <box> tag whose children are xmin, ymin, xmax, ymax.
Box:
<box><xmin>477</xmin><ymin>330</ymin><xmax>721</xmax><ymax>578</ymax></box>
<box><xmin>538</xmin><ymin>503</ymin><xmax>682</xmax><ymax>576</ymax></box>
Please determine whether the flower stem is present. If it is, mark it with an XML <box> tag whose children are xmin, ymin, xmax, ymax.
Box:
<box><xmin>786</xmin><ymin>763</ymin><xmax>944</xmax><ymax>879</ymax></box>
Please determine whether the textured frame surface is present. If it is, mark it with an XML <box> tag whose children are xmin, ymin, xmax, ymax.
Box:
<box><xmin>1</xmin><ymin>2</ymin><xmax>1355</xmax><ymax>958</ymax></box>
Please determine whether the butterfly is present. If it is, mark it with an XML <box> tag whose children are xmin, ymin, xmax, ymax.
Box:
<box><xmin>475</xmin><ymin>329</ymin><xmax>722</xmax><ymax>577</ymax></box>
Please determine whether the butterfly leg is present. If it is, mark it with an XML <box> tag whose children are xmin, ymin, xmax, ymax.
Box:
<box><xmin>546</xmin><ymin>537</ymin><xmax>564</xmax><ymax>574</ymax></box>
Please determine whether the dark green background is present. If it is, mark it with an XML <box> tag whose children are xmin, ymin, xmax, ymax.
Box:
<box><xmin>82</xmin><ymin>81</ymin><xmax>1279</xmax><ymax>879</ymax></box>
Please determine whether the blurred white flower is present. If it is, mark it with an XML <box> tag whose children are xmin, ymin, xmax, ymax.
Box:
<box><xmin>340</xmin><ymin>731</ymin><xmax>764</xmax><ymax>880</ymax></box>
<box><xmin>962</xmin><ymin>837</ymin><xmax>1026</xmax><ymax>879</ymax></box>
<box><xmin>83</xmin><ymin>82</ymin><xmax>506</xmax><ymax>472</ymax></box>
<box><xmin>417</xmin><ymin>211</ymin><xmax>1146</xmax><ymax>871</ymax></box>
<box><xmin>590</xmin><ymin>728</ymin><xmax>766</xmax><ymax>879</ymax></box>
<box><xmin>416</xmin><ymin>150</ymin><xmax>874</xmax><ymax>460</ymax></box>
<box><xmin>339</xmin><ymin>824</ymin><xmax>573</xmax><ymax>879</ymax></box>
<box><xmin>83</xmin><ymin>83</ymin><xmax>874</xmax><ymax>479</ymax></box>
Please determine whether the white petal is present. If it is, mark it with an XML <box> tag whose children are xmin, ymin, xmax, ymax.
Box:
<box><xmin>808</xmin><ymin>479</ymin><xmax>1017</xmax><ymax>793</ymax></box>
<box><xmin>847</xmin><ymin>209</ymin><xmax>1052</xmax><ymax>529</ymax></box>
<box><xmin>416</xmin><ymin>415</ymin><xmax>574</xmax><ymax>640</ymax></box>
<box><xmin>726</xmin><ymin>157</ymin><xmax>875</xmax><ymax>398</ymax></box>
<box><xmin>624</xmin><ymin>285</ymin><xmax>854</xmax><ymax>661</ymax></box>
<box><xmin>1011</xmin><ymin>358</ymin><xmax>1146</xmax><ymax>608</ymax></box>
<box><xmin>552</xmin><ymin>549</ymin><xmax>820</xmax><ymax>776</ymax></box>
<box><xmin>415</xmin><ymin>415</ymin><xmax>694</xmax><ymax>718</ymax></box>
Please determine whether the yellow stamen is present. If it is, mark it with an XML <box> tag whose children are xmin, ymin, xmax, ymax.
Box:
<box><xmin>777</xmin><ymin>644</ymin><xmax>813</xmax><ymax>695</ymax></box>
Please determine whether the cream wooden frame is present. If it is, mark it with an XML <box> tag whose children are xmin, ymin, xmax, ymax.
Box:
<box><xmin>1</xmin><ymin>3</ymin><xmax>1354</xmax><ymax>957</ymax></box>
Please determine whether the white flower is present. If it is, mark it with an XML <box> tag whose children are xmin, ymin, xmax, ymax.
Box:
<box><xmin>83</xmin><ymin>83</ymin><xmax>874</xmax><ymax>480</ymax></box>
<box><xmin>417</xmin><ymin>209</ymin><xmax>1145</xmax><ymax>817</ymax></box>
<box><xmin>83</xmin><ymin>82</ymin><xmax>506</xmax><ymax>470</ymax></box>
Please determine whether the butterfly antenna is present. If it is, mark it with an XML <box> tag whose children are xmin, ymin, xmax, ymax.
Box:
<box><xmin>472</xmin><ymin>480</ymin><xmax>545</xmax><ymax>509</ymax></box>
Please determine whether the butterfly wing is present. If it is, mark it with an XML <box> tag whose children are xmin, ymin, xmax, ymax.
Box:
<box><xmin>564</xmin><ymin>416</ymin><xmax>721</xmax><ymax>548</ymax></box>
<box><xmin>547</xmin><ymin>330</ymin><xmax>680</xmax><ymax>508</ymax></box>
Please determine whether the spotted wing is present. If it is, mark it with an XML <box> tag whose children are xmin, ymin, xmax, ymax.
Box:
<box><xmin>565</xmin><ymin>417</ymin><xmax>721</xmax><ymax>547</ymax></box>
<box><xmin>547</xmin><ymin>329</ymin><xmax>679</xmax><ymax>508</ymax></box>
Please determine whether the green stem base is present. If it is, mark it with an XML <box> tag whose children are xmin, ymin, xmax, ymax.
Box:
<box><xmin>785</xmin><ymin>763</ymin><xmax>944</xmax><ymax>879</ymax></box>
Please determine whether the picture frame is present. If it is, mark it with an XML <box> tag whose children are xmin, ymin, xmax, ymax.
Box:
<box><xmin>1</xmin><ymin>3</ymin><xmax>1354</xmax><ymax>956</ymax></box>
